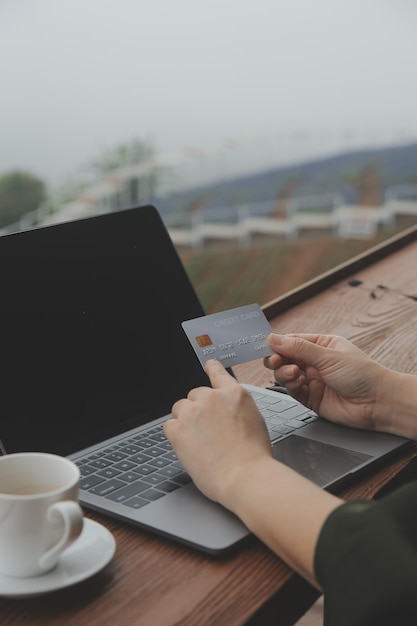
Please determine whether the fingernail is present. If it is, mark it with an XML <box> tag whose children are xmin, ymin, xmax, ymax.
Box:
<box><xmin>269</xmin><ymin>333</ymin><xmax>286</xmax><ymax>345</ymax></box>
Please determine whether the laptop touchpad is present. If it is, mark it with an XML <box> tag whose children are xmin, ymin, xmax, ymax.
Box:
<box><xmin>272</xmin><ymin>435</ymin><xmax>372</xmax><ymax>488</ymax></box>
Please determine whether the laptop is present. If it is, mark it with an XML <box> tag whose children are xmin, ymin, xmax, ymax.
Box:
<box><xmin>0</xmin><ymin>204</ymin><xmax>411</xmax><ymax>554</ymax></box>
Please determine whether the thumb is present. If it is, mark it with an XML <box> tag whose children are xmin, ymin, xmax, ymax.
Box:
<box><xmin>268</xmin><ymin>333</ymin><xmax>329</xmax><ymax>368</ymax></box>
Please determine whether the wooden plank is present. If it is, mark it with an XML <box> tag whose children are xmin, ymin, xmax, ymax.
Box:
<box><xmin>262</xmin><ymin>222</ymin><xmax>417</xmax><ymax>320</ymax></box>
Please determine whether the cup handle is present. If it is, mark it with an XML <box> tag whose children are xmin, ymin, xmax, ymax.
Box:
<box><xmin>39</xmin><ymin>501</ymin><xmax>84</xmax><ymax>571</ymax></box>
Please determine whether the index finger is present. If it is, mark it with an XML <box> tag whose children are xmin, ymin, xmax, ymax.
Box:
<box><xmin>205</xmin><ymin>359</ymin><xmax>240</xmax><ymax>389</ymax></box>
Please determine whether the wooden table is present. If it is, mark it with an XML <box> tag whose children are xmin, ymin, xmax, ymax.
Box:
<box><xmin>2</xmin><ymin>225</ymin><xmax>417</xmax><ymax>626</ymax></box>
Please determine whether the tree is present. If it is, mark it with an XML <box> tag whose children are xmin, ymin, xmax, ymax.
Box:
<box><xmin>0</xmin><ymin>171</ymin><xmax>47</xmax><ymax>228</ymax></box>
<box><xmin>90</xmin><ymin>138</ymin><xmax>159</xmax><ymax>204</ymax></box>
<box><xmin>354</xmin><ymin>163</ymin><xmax>382</xmax><ymax>207</ymax></box>
<box><xmin>344</xmin><ymin>162</ymin><xmax>382</xmax><ymax>207</ymax></box>
<box><xmin>91</xmin><ymin>138</ymin><xmax>156</xmax><ymax>175</ymax></box>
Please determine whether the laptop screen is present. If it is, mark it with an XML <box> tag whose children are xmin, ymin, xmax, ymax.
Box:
<box><xmin>0</xmin><ymin>205</ymin><xmax>209</xmax><ymax>455</ymax></box>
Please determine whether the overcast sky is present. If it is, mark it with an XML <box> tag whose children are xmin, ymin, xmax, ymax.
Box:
<box><xmin>1</xmin><ymin>0</ymin><xmax>417</xmax><ymax>188</ymax></box>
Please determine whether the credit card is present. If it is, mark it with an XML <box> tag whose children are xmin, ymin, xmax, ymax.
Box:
<box><xmin>182</xmin><ymin>303</ymin><xmax>274</xmax><ymax>369</ymax></box>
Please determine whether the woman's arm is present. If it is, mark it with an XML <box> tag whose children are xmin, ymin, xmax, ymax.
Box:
<box><xmin>221</xmin><ymin>453</ymin><xmax>342</xmax><ymax>587</ymax></box>
<box><xmin>164</xmin><ymin>359</ymin><xmax>342</xmax><ymax>587</ymax></box>
<box><xmin>315</xmin><ymin>478</ymin><xmax>417</xmax><ymax>625</ymax></box>
<box><xmin>165</xmin><ymin>335</ymin><xmax>417</xmax><ymax>613</ymax></box>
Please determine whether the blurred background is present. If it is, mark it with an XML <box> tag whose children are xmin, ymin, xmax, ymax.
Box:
<box><xmin>1</xmin><ymin>0</ymin><xmax>417</xmax><ymax>312</ymax></box>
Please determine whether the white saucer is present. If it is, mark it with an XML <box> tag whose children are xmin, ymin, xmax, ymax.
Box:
<box><xmin>0</xmin><ymin>518</ymin><xmax>116</xmax><ymax>598</ymax></box>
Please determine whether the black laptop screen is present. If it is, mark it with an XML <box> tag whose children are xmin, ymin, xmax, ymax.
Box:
<box><xmin>0</xmin><ymin>205</ymin><xmax>209</xmax><ymax>455</ymax></box>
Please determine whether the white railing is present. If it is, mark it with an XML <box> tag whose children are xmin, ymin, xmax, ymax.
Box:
<box><xmin>2</xmin><ymin>164</ymin><xmax>417</xmax><ymax>246</ymax></box>
<box><xmin>168</xmin><ymin>190</ymin><xmax>417</xmax><ymax>247</ymax></box>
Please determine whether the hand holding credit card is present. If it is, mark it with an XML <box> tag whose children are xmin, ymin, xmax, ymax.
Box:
<box><xmin>182</xmin><ymin>303</ymin><xmax>274</xmax><ymax>369</ymax></box>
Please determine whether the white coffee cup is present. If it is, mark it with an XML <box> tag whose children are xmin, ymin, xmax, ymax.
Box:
<box><xmin>0</xmin><ymin>452</ymin><xmax>84</xmax><ymax>578</ymax></box>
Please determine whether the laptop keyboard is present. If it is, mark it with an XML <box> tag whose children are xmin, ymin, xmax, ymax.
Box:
<box><xmin>76</xmin><ymin>390</ymin><xmax>317</xmax><ymax>510</ymax></box>
<box><xmin>250</xmin><ymin>390</ymin><xmax>317</xmax><ymax>439</ymax></box>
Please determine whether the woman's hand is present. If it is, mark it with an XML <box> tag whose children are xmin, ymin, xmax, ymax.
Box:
<box><xmin>164</xmin><ymin>356</ymin><xmax>342</xmax><ymax>587</ymax></box>
<box><xmin>264</xmin><ymin>333</ymin><xmax>394</xmax><ymax>432</ymax></box>
<box><xmin>164</xmin><ymin>359</ymin><xmax>272</xmax><ymax>507</ymax></box>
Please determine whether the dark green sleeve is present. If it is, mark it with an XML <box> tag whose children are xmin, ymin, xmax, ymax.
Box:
<box><xmin>314</xmin><ymin>480</ymin><xmax>417</xmax><ymax>626</ymax></box>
